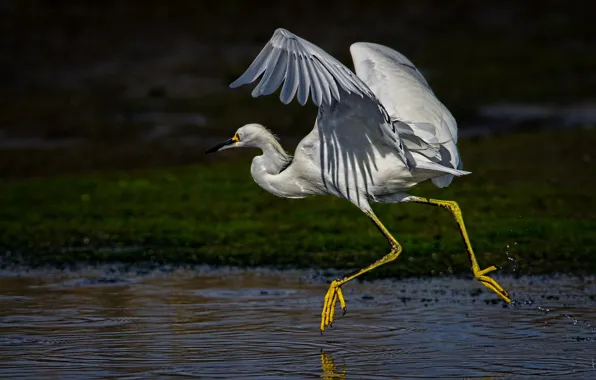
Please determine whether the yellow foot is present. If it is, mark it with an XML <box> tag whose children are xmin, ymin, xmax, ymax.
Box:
<box><xmin>320</xmin><ymin>280</ymin><xmax>347</xmax><ymax>333</ymax></box>
<box><xmin>474</xmin><ymin>265</ymin><xmax>511</xmax><ymax>303</ymax></box>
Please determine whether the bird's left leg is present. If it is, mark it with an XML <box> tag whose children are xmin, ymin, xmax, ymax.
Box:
<box><xmin>405</xmin><ymin>196</ymin><xmax>510</xmax><ymax>303</ymax></box>
<box><xmin>321</xmin><ymin>210</ymin><xmax>402</xmax><ymax>332</ymax></box>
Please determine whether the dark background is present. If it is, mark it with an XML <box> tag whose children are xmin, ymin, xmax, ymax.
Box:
<box><xmin>1</xmin><ymin>1</ymin><xmax>594</xmax><ymax>273</ymax></box>
<box><xmin>1</xmin><ymin>5</ymin><xmax>595</xmax><ymax>376</ymax></box>
<box><xmin>1</xmin><ymin>0</ymin><xmax>593</xmax><ymax>177</ymax></box>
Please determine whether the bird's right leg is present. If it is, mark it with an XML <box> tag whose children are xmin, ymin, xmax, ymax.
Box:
<box><xmin>405</xmin><ymin>196</ymin><xmax>510</xmax><ymax>303</ymax></box>
<box><xmin>321</xmin><ymin>210</ymin><xmax>403</xmax><ymax>332</ymax></box>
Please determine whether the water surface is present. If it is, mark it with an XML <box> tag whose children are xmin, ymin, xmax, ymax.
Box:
<box><xmin>1</xmin><ymin>266</ymin><xmax>595</xmax><ymax>379</ymax></box>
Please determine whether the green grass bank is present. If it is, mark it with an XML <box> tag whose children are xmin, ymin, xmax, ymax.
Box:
<box><xmin>1</xmin><ymin>128</ymin><xmax>595</xmax><ymax>278</ymax></box>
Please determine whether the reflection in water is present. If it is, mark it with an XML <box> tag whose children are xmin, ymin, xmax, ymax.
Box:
<box><xmin>321</xmin><ymin>351</ymin><xmax>346</xmax><ymax>379</ymax></box>
<box><xmin>0</xmin><ymin>266</ymin><xmax>595</xmax><ymax>378</ymax></box>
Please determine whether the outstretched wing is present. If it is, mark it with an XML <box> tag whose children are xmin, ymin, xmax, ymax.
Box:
<box><xmin>230</xmin><ymin>28</ymin><xmax>372</xmax><ymax>106</ymax></box>
<box><xmin>229</xmin><ymin>28</ymin><xmax>408</xmax><ymax>166</ymax></box>
<box><xmin>349</xmin><ymin>42</ymin><xmax>462</xmax><ymax>188</ymax></box>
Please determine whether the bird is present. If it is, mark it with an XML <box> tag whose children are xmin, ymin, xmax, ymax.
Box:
<box><xmin>206</xmin><ymin>28</ymin><xmax>511</xmax><ymax>333</ymax></box>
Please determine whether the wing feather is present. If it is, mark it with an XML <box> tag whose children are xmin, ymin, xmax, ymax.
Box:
<box><xmin>313</xmin><ymin>57</ymin><xmax>340</xmax><ymax>102</ymax></box>
<box><xmin>230</xmin><ymin>28</ymin><xmax>372</xmax><ymax>106</ymax></box>
<box><xmin>230</xmin><ymin>28</ymin><xmax>408</xmax><ymax>167</ymax></box>
<box><xmin>350</xmin><ymin>42</ymin><xmax>463</xmax><ymax>188</ymax></box>
<box><xmin>235</xmin><ymin>43</ymin><xmax>274</xmax><ymax>86</ymax></box>
<box><xmin>305</xmin><ymin>57</ymin><xmax>323</xmax><ymax>106</ymax></box>
<box><xmin>296</xmin><ymin>54</ymin><xmax>311</xmax><ymax>105</ymax></box>
<box><xmin>262</xmin><ymin>48</ymin><xmax>288</xmax><ymax>95</ymax></box>
<box><xmin>279</xmin><ymin>43</ymin><xmax>299</xmax><ymax>104</ymax></box>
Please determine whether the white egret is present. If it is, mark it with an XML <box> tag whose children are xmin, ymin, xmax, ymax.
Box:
<box><xmin>207</xmin><ymin>28</ymin><xmax>510</xmax><ymax>332</ymax></box>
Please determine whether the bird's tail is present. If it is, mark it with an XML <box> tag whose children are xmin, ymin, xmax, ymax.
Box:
<box><xmin>413</xmin><ymin>161</ymin><xmax>470</xmax><ymax>183</ymax></box>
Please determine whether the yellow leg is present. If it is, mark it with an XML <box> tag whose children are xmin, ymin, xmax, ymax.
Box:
<box><xmin>321</xmin><ymin>211</ymin><xmax>402</xmax><ymax>333</ymax></box>
<box><xmin>408</xmin><ymin>196</ymin><xmax>511</xmax><ymax>303</ymax></box>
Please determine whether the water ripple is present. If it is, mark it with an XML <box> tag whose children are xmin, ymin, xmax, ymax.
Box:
<box><xmin>0</xmin><ymin>268</ymin><xmax>595</xmax><ymax>378</ymax></box>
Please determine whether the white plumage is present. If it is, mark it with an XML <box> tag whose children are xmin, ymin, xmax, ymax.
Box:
<box><xmin>207</xmin><ymin>28</ymin><xmax>510</xmax><ymax>333</ymax></box>
<box><xmin>224</xmin><ymin>28</ymin><xmax>468</xmax><ymax>211</ymax></box>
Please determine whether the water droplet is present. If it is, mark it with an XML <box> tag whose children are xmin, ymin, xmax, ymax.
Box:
<box><xmin>503</xmin><ymin>243</ymin><xmax>519</xmax><ymax>273</ymax></box>
<box><xmin>538</xmin><ymin>306</ymin><xmax>550</xmax><ymax>313</ymax></box>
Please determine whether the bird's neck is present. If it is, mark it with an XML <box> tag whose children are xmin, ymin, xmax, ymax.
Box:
<box><xmin>252</xmin><ymin>135</ymin><xmax>292</xmax><ymax>175</ymax></box>
<box><xmin>250</xmin><ymin>136</ymin><xmax>299</xmax><ymax>198</ymax></box>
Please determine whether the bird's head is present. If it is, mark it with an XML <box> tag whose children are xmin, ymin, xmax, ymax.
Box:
<box><xmin>205</xmin><ymin>123</ymin><xmax>273</xmax><ymax>154</ymax></box>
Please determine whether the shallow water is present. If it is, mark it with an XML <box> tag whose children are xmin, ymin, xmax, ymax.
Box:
<box><xmin>1</xmin><ymin>266</ymin><xmax>595</xmax><ymax>379</ymax></box>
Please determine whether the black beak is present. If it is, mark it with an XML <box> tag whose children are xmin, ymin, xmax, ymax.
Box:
<box><xmin>205</xmin><ymin>138</ymin><xmax>235</xmax><ymax>154</ymax></box>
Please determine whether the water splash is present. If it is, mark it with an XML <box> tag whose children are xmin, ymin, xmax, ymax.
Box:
<box><xmin>564</xmin><ymin>313</ymin><xmax>596</xmax><ymax>334</ymax></box>
<box><xmin>538</xmin><ymin>305</ymin><xmax>550</xmax><ymax>313</ymax></box>
<box><xmin>504</xmin><ymin>242</ymin><xmax>520</xmax><ymax>275</ymax></box>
